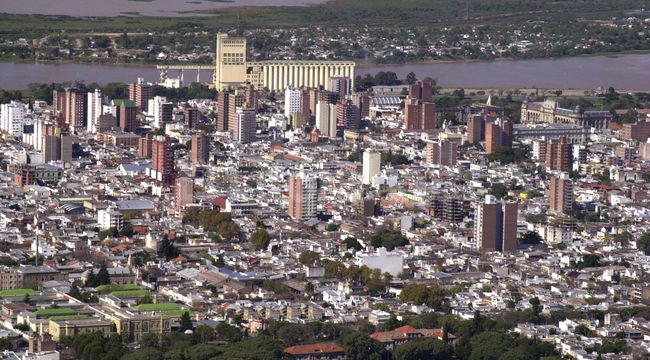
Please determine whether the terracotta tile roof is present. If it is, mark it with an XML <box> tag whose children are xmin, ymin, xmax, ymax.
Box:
<box><xmin>283</xmin><ymin>343</ymin><xmax>345</xmax><ymax>355</ymax></box>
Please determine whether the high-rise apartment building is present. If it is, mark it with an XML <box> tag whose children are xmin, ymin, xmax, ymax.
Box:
<box><xmin>545</xmin><ymin>137</ymin><xmax>572</xmax><ymax>171</ymax></box>
<box><xmin>485</xmin><ymin>122</ymin><xmax>503</xmax><ymax>155</ymax></box>
<box><xmin>228</xmin><ymin>93</ymin><xmax>245</xmax><ymax>135</ymax></box>
<box><xmin>550</xmin><ymin>173</ymin><xmax>574</xmax><ymax>213</ymax></box>
<box><xmin>329</xmin><ymin>75</ymin><xmax>351</xmax><ymax>101</ymax></box>
<box><xmin>288</xmin><ymin>172</ymin><xmax>318</xmax><ymax>220</ymax></box>
<box><xmin>217</xmin><ymin>91</ymin><xmax>229</xmax><ymax>132</ymax></box>
<box><xmin>53</xmin><ymin>88</ymin><xmax>86</xmax><ymax>131</ymax></box>
<box><xmin>191</xmin><ymin>133</ymin><xmax>209</xmax><ymax>164</ymax></box>
<box><xmin>284</xmin><ymin>87</ymin><xmax>302</xmax><ymax>119</ymax></box>
<box><xmin>152</xmin><ymin>96</ymin><xmax>173</xmax><ymax>129</ymax></box>
<box><xmin>467</xmin><ymin>115</ymin><xmax>484</xmax><ymax>144</ymax></box>
<box><xmin>404</xmin><ymin>98</ymin><xmax>436</xmax><ymax>131</ymax></box>
<box><xmin>336</xmin><ymin>100</ymin><xmax>361</xmax><ymax>130</ymax></box>
<box><xmin>475</xmin><ymin>195</ymin><xmax>518</xmax><ymax>252</ymax></box>
<box><xmin>408</xmin><ymin>80</ymin><xmax>433</xmax><ymax>102</ymax></box>
<box><xmin>244</xmin><ymin>84</ymin><xmax>258</xmax><ymax>112</ymax></box>
<box><xmin>138</xmin><ymin>133</ymin><xmax>153</xmax><ymax>159</ymax></box>
<box><xmin>151</xmin><ymin>136</ymin><xmax>176</xmax><ymax>186</ymax></box>
<box><xmin>0</xmin><ymin>101</ymin><xmax>24</xmax><ymax>136</ymax></box>
<box><xmin>128</xmin><ymin>78</ymin><xmax>153</xmax><ymax>112</ymax></box>
<box><xmin>362</xmin><ymin>150</ymin><xmax>381</xmax><ymax>185</ymax></box>
<box><xmin>86</xmin><ymin>89</ymin><xmax>103</xmax><ymax>134</ymax></box>
<box><xmin>174</xmin><ymin>177</ymin><xmax>194</xmax><ymax>213</ymax></box>
<box><xmin>234</xmin><ymin>108</ymin><xmax>256</xmax><ymax>144</ymax></box>
<box><xmin>315</xmin><ymin>101</ymin><xmax>337</xmax><ymax>138</ymax></box>
<box><xmin>184</xmin><ymin>107</ymin><xmax>199</xmax><ymax>129</ymax></box>
<box><xmin>113</xmin><ymin>99</ymin><xmax>138</xmax><ymax>133</ymax></box>
<box><xmin>425</xmin><ymin>140</ymin><xmax>458</xmax><ymax>167</ymax></box>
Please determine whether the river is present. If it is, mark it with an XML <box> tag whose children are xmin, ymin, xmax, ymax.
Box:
<box><xmin>0</xmin><ymin>0</ymin><xmax>328</xmax><ymax>17</ymax></box>
<box><xmin>1</xmin><ymin>54</ymin><xmax>649</xmax><ymax>91</ymax></box>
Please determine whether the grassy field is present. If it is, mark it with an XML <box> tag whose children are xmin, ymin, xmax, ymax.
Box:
<box><xmin>0</xmin><ymin>0</ymin><xmax>647</xmax><ymax>34</ymax></box>
<box><xmin>136</xmin><ymin>302</ymin><xmax>181</xmax><ymax>311</ymax></box>
<box><xmin>0</xmin><ymin>288</ymin><xmax>35</xmax><ymax>296</ymax></box>
<box><xmin>109</xmin><ymin>289</ymin><xmax>151</xmax><ymax>298</ymax></box>
<box><xmin>35</xmin><ymin>307</ymin><xmax>77</xmax><ymax>316</ymax></box>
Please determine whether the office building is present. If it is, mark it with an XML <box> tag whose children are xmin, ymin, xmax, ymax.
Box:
<box><xmin>336</xmin><ymin>100</ymin><xmax>361</xmax><ymax>130</ymax></box>
<box><xmin>362</xmin><ymin>150</ymin><xmax>381</xmax><ymax>185</ymax></box>
<box><xmin>0</xmin><ymin>101</ymin><xmax>24</xmax><ymax>136</ymax></box>
<box><xmin>288</xmin><ymin>172</ymin><xmax>318</xmax><ymax>220</ymax></box>
<box><xmin>475</xmin><ymin>195</ymin><xmax>518</xmax><ymax>252</ymax></box>
<box><xmin>128</xmin><ymin>78</ymin><xmax>153</xmax><ymax>112</ymax></box>
<box><xmin>151</xmin><ymin>136</ymin><xmax>175</xmax><ymax>186</ymax></box>
<box><xmin>86</xmin><ymin>89</ymin><xmax>103</xmax><ymax>133</ymax></box>
<box><xmin>521</xmin><ymin>98</ymin><xmax>611</xmax><ymax>129</ymax></box>
<box><xmin>112</xmin><ymin>99</ymin><xmax>137</xmax><ymax>133</ymax></box>
<box><xmin>545</xmin><ymin>137</ymin><xmax>572</xmax><ymax>171</ymax></box>
<box><xmin>191</xmin><ymin>133</ymin><xmax>209</xmax><ymax>164</ymax></box>
<box><xmin>404</xmin><ymin>98</ymin><xmax>436</xmax><ymax>131</ymax></box>
<box><xmin>152</xmin><ymin>96</ymin><xmax>173</xmax><ymax>129</ymax></box>
<box><xmin>408</xmin><ymin>80</ymin><xmax>433</xmax><ymax>102</ymax></box>
<box><xmin>425</xmin><ymin>140</ymin><xmax>458</xmax><ymax>166</ymax></box>
<box><xmin>234</xmin><ymin>108</ymin><xmax>256</xmax><ymax>144</ymax></box>
<box><xmin>550</xmin><ymin>173</ymin><xmax>573</xmax><ymax>213</ymax></box>
<box><xmin>184</xmin><ymin>107</ymin><xmax>199</xmax><ymax>129</ymax></box>
<box><xmin>315</xmin><ymin>101</ymin><xmax>337</xmax><ymax>138</ymax></box>
<box><xmin>175</xmin><ymin>176</ymin><xmax>194</xmax><ymax>213</ymax></box>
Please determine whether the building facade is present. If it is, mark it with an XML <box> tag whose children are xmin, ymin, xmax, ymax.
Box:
<box><xmin>288</xmin><ymin>172</ymin><xmax>318</xmax><ymax>220</ymax></box>
<box><xmin>521</xmin><ymin>99</ymin><xmax>611</xmax><ymax>129</ymax></box>
<box><xmin>475</xmin><ymin>195</ymin><xmax>518</xmax><ymax>252</ymax></box>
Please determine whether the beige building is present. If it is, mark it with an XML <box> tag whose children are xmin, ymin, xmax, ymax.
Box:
<box><xmin>214</xmin><ymin>33</ymin><xmax>355</xmax><ymax>92</ymax></box>
<box><xmin>49</xmin><ymin>318</ymin><xmax>113</xmax><ymax>341</ymax></box>
<box><xmin>521</xmin><ymin>99</ymin><xmax>611</xmax><ymax>129</ymax></box>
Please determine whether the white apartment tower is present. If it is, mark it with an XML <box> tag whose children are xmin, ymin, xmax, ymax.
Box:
<box><xmin>284</xmin><ymin>87</ymin><xmax>302</xmax><ymax>119</ymax></box>
<box><xmin>0</xmin><ymin>101</ymin><xmax>24</xmax><ymax>137</ymax></box>
<box><xmin>86</xmin><ymin>89</ymin><xmax>103</xmax><ymax>133</ymax></box>
<box><xmin>362</xmin><ymin>150</ymin><xmax>381</xmax><ymax>185</ymax></box>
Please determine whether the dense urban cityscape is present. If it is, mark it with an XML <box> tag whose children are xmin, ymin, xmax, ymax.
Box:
<box><xmin>1</xmin><ymin>1</ymin><xmax>650</xmax><ymax>359</ymax></box>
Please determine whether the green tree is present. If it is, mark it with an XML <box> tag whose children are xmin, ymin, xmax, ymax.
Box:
<box><xmin>393</xmin><ymin>338</ymin><xmax>452</xmax><ymax>360</ymax></box>
<box><xmin>249</xmin><ymin>228</ymin><xmax>271</xmax><ymax>251</ymax></box>
<box><xmin>179</xmin><ymin>311</ymin><xmax>193</xmax><ymax>332</ymax></box>
<box><xmin>520</xmin><ymin>231</ymin><xmax>542</xmax><ymax>245</ymax></box>
<box><xmin>405</xmin><ymin>72</ymin><xmax>417</xmax><ymax>85</ymax></box>
<box><xmin>299</xmin><ymin>251</ymin><xmax>320</xmax><ymax>266</ymax></box>
<box><xmin>95</xmin><ymin>264</ymin><xmax>111</xmax><ymax>286</ymax></box>
<box><xmin>399</xmin><ymin>283</ymin><xmax>447</xmax><ymax>311</ymax></box>
<box><xmin>344</xmin><ymin>237</ymin><xmax>363</xmax><ymax>251</ymax></box>
<box><xmin>636</xmin><ymin>233</ymin><xmax>650</xmax><ymax>255</ymax></box>
<box><xmin>339</xmin><ymin>330</ymin><xmax>387</xmax><ymax>360</ymax></box>
<box><xmin>490</xmin><ymin>183</ymin><xmax>507</xmax><ymax>199</ymax></box>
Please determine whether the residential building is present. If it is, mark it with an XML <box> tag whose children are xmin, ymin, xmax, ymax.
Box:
<box><xmin>283</xmin><ymin>343</ymin><xmax>345</xmax><ymax>360</ymax></box>
<box><xmin>329</xmin><ymin>75</ymin><xmax>351</xmax><ymax>101</ymax></box>
<box><xmin>0</xmin><ymin>101</ymin><xmax>24</xmax><ymax>137</ymax></box>
<box><xmin>191</xmin><ymin>133</ymin><xmax>209</xmax><ymax>164</ymax></box>
<box><xmin>151</xmin><ymin>136</ymin><xmax>175</xmax><ymax>186</ymax></box>
<box><xmin>545</xmin><ymin>138</ymin><xmax>572</xmax><ymax>171</ymax></box>
<box><xmin>475</xmin><ymin>195</ymin><xmax>518</xmax><ymax>252</ymax></box>
<box><xmin>404</xmin><ymin>98</ymin><xmax>436</xmax><ymax>131</ymax></box>
<box><xmin>315</xmin><ymin>101</ymin><xmax>337</xmax><ymax>138</ymax></box>
<box><xmin>86</xmin><ymin>89</ymin><xmax>103</xmax><ymax>133</ymax></box>
<box><xmin>184</xmin><ymin>107</ymin><xmax>199</xmax><ymax>129</ymax></box>
<box><xmin>485</xmin><ymin>122</ymin><xmax>502</xmax><ymax>154</ymax></box>
<box><xmin>362</xmin><ymin>150</ymin><xmax>381</xmax><ymax>185</ymax></box>
<box><xmin>128</xmin><ymin>78</ymin><xmax>153</xmax><ymax>112</ymax></box>
<box><xmin>234</xmin><ymin>108</ymin><xmax>256</xmax><ymax>144</ymax></box>
<box><xmin>336</xmin><ymin>100</ymin><xmax>360</xmax><ymax>130</ymax></box>
<box><xmin>112</xmin><ymin>99</ymin><xmax>137</xmax><ymax>133</ymax></box>
<box><xmin>621</xmin><ymin>121</ymin><xmax>650</xmax><ymax>142</ymax></box>
<box><xmin>152</xmin><ymin>96</ymin><xmax>173</xmax><ymax>129</ymax></box>
<box><xmin>425</xmin><ymin>140</ymin><xmax>458</xmax><ymax>166</ymax></box>
<box><xmin>174</xmin><ymin>177</ymin><xmax>194</xmax><ymax>213</ymax></box>
<box><xmin>550</xmin><ymin>173</ymin><xmax>573</xmax><ymax>214</ymax></box>
<box><xmin>288</xmin><ymin>172</ymin><xmax>318</xmax><ymax>220</ymax></box>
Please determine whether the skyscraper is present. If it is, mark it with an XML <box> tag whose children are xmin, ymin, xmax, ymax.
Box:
<box><xmin>214</xmin><ymin>33</ymin><xmax>247</xmax><ymax>90</ymax></box>
<box><xmin>53</xmin><ymin>88</ymin><xmax>86</xmax><ymax>132</ymax></box>
<box><xmin>284</xmin><ymin>87</ymin><xmax>302</xmax><ymax>119</ymax></box>
<box><xmin>315</xmin><ymin>101</ymin><xmax>338</xmax><ymax>139</ymax></box>
<box><xmin>475</xmin><ymin>195</ymin><xmax>518</xmax><ymax>252</ymax></box>
<box><xmin>362</xmin><ymin>150</ymin><xmax>381</xmax><ymax>185</ymax></box>
<box><xmin>467</xmin><ymin>115</ymin><xmax>484</xmax><ymax>144</ymax></box>
<box><xmin>152</xmin><ymin>136</ymin><xmax>176</xmax><ymax>186</ymax></box>
<box><xmin>191</xmin><ymin>133</ymin><xmax>209</xmax><ymax>164</ymax></box>
<box><xmin>550</xmin><ymin>173</ymin><xmax>573</xmax><ymax>213</ymax></box>
<box><xmin>288</xmin><ymin>172</ymin><xmax>318</xmax><ymax>220</ymax></box>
